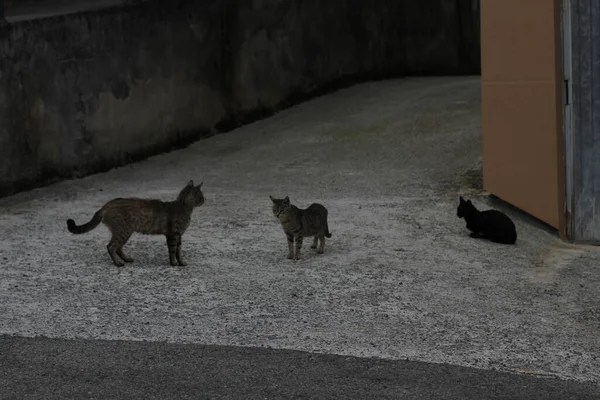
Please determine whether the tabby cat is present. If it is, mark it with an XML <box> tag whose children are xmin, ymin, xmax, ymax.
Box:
<box><xmin>66</xmin><ymin>180</ymin><xmax>205</xmax><ymax>266</ymax></box>
<box><xmin>457</xmin><ymin>196</ymin><xmax>517</xmax><ymax>244</ymax></box>
<box><xmin>270</xmin><ymin>195</ymin><xmax>332</xmax><ymax>260</ymax></box>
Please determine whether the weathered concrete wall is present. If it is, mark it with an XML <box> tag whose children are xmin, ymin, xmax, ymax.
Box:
<box><xmin>401</xmin><ymin>0</ymin><xmax>481</xmax><ymax>75</ymax></box>
<box><xmin>0</xmin><ymin>0</ymin><xmax>481</xmax><ymax>197</ymax></box>
<box><xmin>0</xmin><ymin>0</ymin><xmax>227</xmax><ymax>195</ymax></box>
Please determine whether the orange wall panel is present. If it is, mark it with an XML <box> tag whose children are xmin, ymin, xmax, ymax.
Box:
<box><xmin>481</xmin><ymin>0</ymin><xmax>562</xmax><ymax>228</ymax></box>
<box><xmin>481</xmin><ymin>0</ymin><xmax>559</xmax><ymax>83</ymax></box>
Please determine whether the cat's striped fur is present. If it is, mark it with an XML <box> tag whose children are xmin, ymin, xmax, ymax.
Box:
<box><xmin>66</xmin><ymin>180</ymin><xmax>205</xmax><ymax>267</ymax></box>
<box><xmin>270</xmin><ymin>195</ymin><xmax>332</xmax><ymax>260</ymax></box>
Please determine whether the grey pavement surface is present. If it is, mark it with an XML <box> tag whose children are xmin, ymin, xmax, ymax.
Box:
<box><xmin>1</xmin><ymin>334</ymin><xmax>599</xmax><ymax>400</ymax></box>
<box><xmin>0</xmin><ymin>77</ymin><xmax>599</xmax><ymax>396</ymax></box>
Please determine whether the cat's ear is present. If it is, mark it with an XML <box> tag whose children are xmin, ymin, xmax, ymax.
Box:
<box><xmin>269</xmin><ymin>195</ymin><xmax>275</xmax><ymax>202</ymax></box>
<box><xmin>177</xmin><ymin>182</ymin><xmax>194</xmax><ymax>201</ymax></box>
<box><xmin>466</xmin><ymin>200</ymin><xmax>472</xmax><ymax>205</ymax></box>
<box><xmin>284</xmin><ymin>196</ymin><xmax>290</xmax><ymax>203</ymax></box>
<box><xmin>459</xmin><ymin>196</ymin><xmax>465</xmax><ymax>204</ymax></box>
<box><xmin>197</xmin><ymin>181</ymin><xmax>203</xmax><ymax>188</ymax></box>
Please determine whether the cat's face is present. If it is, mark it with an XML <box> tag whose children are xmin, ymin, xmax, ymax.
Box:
<box><xmin>180</xmin><ymin>180</ymin><xmax>205</xmax><ymax>207</ymax></box>
<box><xmin>189</xmin><ymin>184</ymin><xmax>205</xmax><ymax>207</ymax></box>
<box><xmin>270</xmin><ymin>195</ymin><xmax>291</xmax><ymax>218</ymax></box>
<box><xmin>457</xmin><ymin>196</ymin><xmax>472</xmax><ymax>218</ymax></box>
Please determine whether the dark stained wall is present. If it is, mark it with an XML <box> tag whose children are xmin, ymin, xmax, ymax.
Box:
<box><xmin>0</xmin><ymin>0</ymin><xmax>481</xmax><ymax>197</ymax></box>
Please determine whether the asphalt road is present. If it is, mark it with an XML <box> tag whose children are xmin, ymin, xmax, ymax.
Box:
<box><xmin>1</xmin><ymin>335</ymin><xmax>599</xmax><ymax>400</ymax></box>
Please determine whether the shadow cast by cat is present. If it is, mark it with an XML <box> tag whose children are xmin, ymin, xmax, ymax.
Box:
<box><xmin>457</xmin><ymin>196</ymin><xmax>517</xmax><ymax>245</ymax></box>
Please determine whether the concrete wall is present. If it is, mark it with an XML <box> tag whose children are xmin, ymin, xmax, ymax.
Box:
<box><xmin>0</xmin><ymin>0</ymin><xmax>481</xmax><ymax>197</ymax></box>
<box><xmin>567</xmin><ymin>0</ymin><xmax>600</xmax><ymax>242</ymax></box>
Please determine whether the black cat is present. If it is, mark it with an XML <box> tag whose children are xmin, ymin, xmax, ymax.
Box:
<box><xmin>457</xmin><ymin>196</ymin><xmax>517</xmax><ymax>244</ymax></box>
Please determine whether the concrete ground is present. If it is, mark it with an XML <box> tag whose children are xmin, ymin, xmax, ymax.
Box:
<box><xmin>0</xmin><ymin>77</ymin><xmax>599</xmax><ymax>397</ymax></box>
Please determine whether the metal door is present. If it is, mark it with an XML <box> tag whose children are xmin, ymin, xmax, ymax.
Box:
<box><xmin>481</xmin><ymin>0</ymin><xmax>563</xmax><ymax>229</ymax></box>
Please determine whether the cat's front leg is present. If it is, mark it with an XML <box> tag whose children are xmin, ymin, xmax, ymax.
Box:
<box><xmin>176</xmin><ymin>235</ymin><xmax>187</xmax><ymax>266</ymax></box>
<box><xmin>294</xmin><ymin>234</ymin><xmax>303</xmax><ymax>260</ymax></box>
<box><xmin>466</xmin><ymin>221</ymin><xmax>477</xmax><ymax>232</ymax></box>
<box><xmin>286</xmin><ymin>233</ymin><xmax>294</xmax><ymax>259</ymax></box>
<box><xmin>166</xmin><ymin>234</ymin><xmax>179</xmax><ymax>266</ymax></box>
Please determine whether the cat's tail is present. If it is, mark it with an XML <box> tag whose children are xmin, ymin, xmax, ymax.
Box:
<box><xmin>325</xmin><ymin>224</ymin><xmax>332</xmax><ymax>238</ymax></box>
<box><xmin>67</xmin><ymin>210</ymin><xmax>103</xmax><ymax>234</ymax></box>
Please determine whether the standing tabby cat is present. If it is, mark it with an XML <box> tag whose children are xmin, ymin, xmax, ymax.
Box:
<box><xmin>66</xmin><ymin>180</ymin><xmax>205</xmax><ymax>266</ymax></box>
<box><xmin>270</xmin><ymin>195</ymin><xmax>332</xmax><ymax>260</ymax></box>
<box><xmin>457</xmin><ymin>196</ymin><xmax>517</xmax><ymax>244</ymax></box>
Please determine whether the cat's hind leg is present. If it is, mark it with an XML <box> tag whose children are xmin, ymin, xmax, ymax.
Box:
<box><xmin>107</xmin><ymin>237</ymin><xmax>125</xmax><ymax>267</ymax></box>
<box><xmin>311</xmin><ymin>236</ymin><xmax>319</xmax><ymax>249</ymax></box>
<box><xmin>488</xmin><ymin>234</ymin><xmax>516</xmax><ymax>245</ymax></box>
<box><xmin>317</xmin><ymin>235</ymin><xmax>325</xmax><ymax>254</ymax></box>
<box><xmin>108</xmin><ymin>229</ymin><xmax>133</xmax><ymax>266</ymax></box>
<box><xmin>114</xmin><ymin>231</ymin><xmax>133</xmax><ymax>263</ymax></box>
<box><xmin>117</xmin><ymin>247</ymin><xmax>134</xmax><ymax>263</ymax></box>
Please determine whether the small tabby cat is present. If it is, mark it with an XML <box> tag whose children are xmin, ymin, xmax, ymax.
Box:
<box><xmin>270</xmin><ymin>195</ymin><xmax>332</xmax><ymax>260</ymax></box>
<box><xmin>457</xmin><ymin>196</ymin><xmax>517</xmax><ymax>244</ymax></box>
<box><xmin>67</xmin><ymin>180</ymin><xmax>205</xmax><ymax>266</ymax></box>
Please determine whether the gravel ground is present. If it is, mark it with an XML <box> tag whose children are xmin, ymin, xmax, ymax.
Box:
<box><xmin>0</xmin><ymin>77</ymin><xmax>598</xmax><ymax>383</ymax></box>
